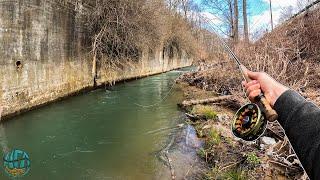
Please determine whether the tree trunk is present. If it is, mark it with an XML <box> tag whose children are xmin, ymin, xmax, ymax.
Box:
<box><xmin>181</xmin><ymin>0</ymin><xmax>189</xmax><ymax>19</ymax></box>
<box><xmin>233</xmin><ymin>0</ymin><xmax>239</xmax><ymax>43</ymax></box>
<box><xmin>228</xmin><ymin>0</ymin><xmax>234</xmax><ymax>39</ymax></box>
<box><xmin>243</xmin><ymin>0</ymin><xmax>249</xmax><ymax>42</ymax></box>
<box><xmin>269</xmin><ymin>0</ymin><xmax>274</xmax><ymax>30</ymax></box>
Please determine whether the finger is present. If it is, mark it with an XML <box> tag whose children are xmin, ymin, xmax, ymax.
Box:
<box><xmin>247</xmin><ymin>71</ymin><xmax>261</xmax><ymax>80</ymax></box>
<box><xmin>246</xmin><ymin>83</ymin><xmax>261</xmax><ymax>97</ymax></box>
<box><xmin>244</xmin><ymin>80</ymin><xmax>258</xmax><ymax>90</ymax></box>
<box><xmin>248</xmin><ymin>89</ymin><xmax>262</xmax><ymax>102</ymax></box>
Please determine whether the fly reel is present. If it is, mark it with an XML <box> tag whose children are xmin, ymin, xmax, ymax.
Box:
<box><xmin>231</xmin><ymin>103</ymin><xmax>267</xmax><ymax>141</ymax></box>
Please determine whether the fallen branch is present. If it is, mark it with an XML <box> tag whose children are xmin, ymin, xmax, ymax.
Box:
<box><xmin>179</xmin><ymin>95</ymin><xmax>234</xmax><ymax>107</ymax></box>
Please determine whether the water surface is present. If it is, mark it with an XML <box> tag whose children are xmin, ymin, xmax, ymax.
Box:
<box><xmin>0</xmin><ymin>68</ymin><xmax>192</xmax><ymax>179</ymax></box>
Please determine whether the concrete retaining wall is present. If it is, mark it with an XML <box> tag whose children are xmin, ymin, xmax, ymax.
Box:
<box><xmin>0</xmin><ymin>0</ymin><xmax>193</xmax><ymax>118</ymax></box>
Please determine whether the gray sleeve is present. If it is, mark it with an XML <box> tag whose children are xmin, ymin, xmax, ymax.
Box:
<box><xmin>274</xmin><ymin>90</ymin><xmax>320</xmax><ymax>180</ymax></box>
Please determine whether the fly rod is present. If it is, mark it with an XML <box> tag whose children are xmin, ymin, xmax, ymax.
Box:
<box><xmin>217</xmin><ymin>34</ymin><xmax>278</xmax><ymax>122</ymax></box>
<box><xmin>199</xmin><ymin>15</ymin><xmax>278</xmax><ymax>141</ymax></box>
<box><xmin>200</xmin><ymin>16</ymin><xmax>278</xmax><ymax>122</ymax></box>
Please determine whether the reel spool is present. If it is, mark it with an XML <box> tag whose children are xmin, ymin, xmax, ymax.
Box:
<box><xmin>231</xmin><ymin>103</ymin><xmax>267</xmax><ymax>141</ymax></box>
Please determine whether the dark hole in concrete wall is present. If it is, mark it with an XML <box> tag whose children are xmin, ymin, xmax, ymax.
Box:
<box><xmin>162</xmin><ymin>48</ymin><xmax>165</xmax><ymax>59</ymax></box>
<box><xmin>168</xmin><ymin>46</ymin><xmax>175</xmax><ymax>59</ymax></box>
<box><xmin>16</xmin><ymin>61</ymin><xmax>22</xmax><ymax>69</ymax></box>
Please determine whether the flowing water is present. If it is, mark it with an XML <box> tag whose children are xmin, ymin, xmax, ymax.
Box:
<box><xmin>0</xmin><ymin>68</ymin><xmax>201</xmax><ymax>179</ymax></box>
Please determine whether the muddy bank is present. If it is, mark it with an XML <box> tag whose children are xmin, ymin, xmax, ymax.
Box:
<box><xmin>176</xmin><ymin>77</ymin><xmax>306</xmax><ymax>179</ymax></box>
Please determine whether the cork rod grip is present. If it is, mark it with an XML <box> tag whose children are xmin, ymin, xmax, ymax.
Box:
<box><xmin>241</xmin><ymin>65</ymin><xmax>278</xmax><ymax>122</ymax></box>
<box><xmin>259</xmin><ymin>96</ymin><xmax>278</xmax><ymax>122</ymax></box>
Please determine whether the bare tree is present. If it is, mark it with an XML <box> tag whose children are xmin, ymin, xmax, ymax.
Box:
<box><xmin>297</xmin><ymin>0</ymin><xmax>315</xmax><ymax>11</ymax></box>
<box><xmin>83</xmin><ymin>0</ymin><xmax>201</xmax><ymax>84</ymax></box>
<box><xmin>278</xmin><ymin>5</ymin><xmax>295</xmax><ymax>23</ymax></box>
<box><xmin>188</xmin><ymin>2</ymin><xmax>201</xmax><ymax>28</ymax></box>
<box><xmin>167</xmin><ymin>0</ymin><xmax>180</xmax><ymax>11</ymax></box>
<box><xmin>228</xmin><ymin>0</ymin><xmax>234</xmax><ymax>39</ymax></box>
<box><xmin>202</xmin><ymin>0</ymin><xmax>236</xmax><ymax>40</ymax></box>
<box><xmin>242</xmin><ymin>0</ymin><xmax>249</xmax><ymax>42</ymax></box>
<box><xmin>181</xmin><ymin>0</ymin><xmax>190</xmax><ymax>19</ymax></box>
<box><xmin>269</xmin><ymin>0</ymin><xmax>274</xmax><ymax>30</ymax></box>
<box><xmin>233</xmin><ymin>0</ymin><xmax>239</xmax><ymax>43</ymax></box>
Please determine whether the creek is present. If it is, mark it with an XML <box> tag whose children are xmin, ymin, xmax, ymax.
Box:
<box><xmin>0</xmin><ymin>67</ymin><xmax>204</xmax><ymax>179</ymax></box>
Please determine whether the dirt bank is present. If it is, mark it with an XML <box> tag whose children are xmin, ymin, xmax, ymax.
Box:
<box><xmin>176</xmin><ymin>79</ymin><xmax>307</xmax><ymax>179</ymax></box>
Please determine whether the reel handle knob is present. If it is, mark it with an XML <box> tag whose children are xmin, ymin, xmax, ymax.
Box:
<box><xmin>241</xmin><ymin>65</ymin><xmax>278</xmax><ymax>122</ymax></box>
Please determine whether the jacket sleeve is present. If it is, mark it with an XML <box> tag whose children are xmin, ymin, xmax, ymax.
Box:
<box><xmin>274</xmin><ymin>90</ymin><xmax>320</xmax><ymax>180</ymax></box>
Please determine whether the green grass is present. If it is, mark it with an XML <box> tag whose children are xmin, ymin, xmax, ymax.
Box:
<box><xmin>245</xmin><ymin>152</ymin><xmax>261</xmax><ymax>166</ymax></box>
<box><xmin>192</xmin><ymin>105</ymin><xmax>218</xmax><ymax>120</ymax></box>
<box><xmin>208</xmin><ymin>128</ymin><xmax>221</xmax><ymax>145</ymax></box>
<box><xmin>197</xmin><ymin>148</ymin><xmax>207</xmax><ymax>158</ymax></box>
<box><xmin>205</xmin><ymin>167</ymin><xmax>247</xmax><ymax>180</ymax></box>
<box><xmin>195</xmin><ymin>123</ymin><xmax>205</xmax><ymax>137</ymax></box>
<box><xmin>204</xmin><ymin>167</ymin><xmax>219</xmax><ymax>180</ymax></box>
<box><xmin>225</xmin><ymin>137</ymin><xmax>235</xmax><ymax>147</ymax></box>
<box><xmin>223</xmin><ymin>169</ymin><xmax>248</xmax><ymax>180</ymax></box>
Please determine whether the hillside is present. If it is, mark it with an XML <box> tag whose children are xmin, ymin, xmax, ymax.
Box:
<box><xmin>177</xmin><ymin>2</ymin><xmax>320</xmax><ymax>179</ymax></box>
<box><xmin>183</xmin><ymin>3</ymin><xmax>320</xmax><ymax>105</ymax></box>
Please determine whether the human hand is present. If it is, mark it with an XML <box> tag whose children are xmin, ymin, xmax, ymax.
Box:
<box><xmin>242</xmin><ymin>70</ymin><xmax>289</xmax><ymax>107</ymax></box>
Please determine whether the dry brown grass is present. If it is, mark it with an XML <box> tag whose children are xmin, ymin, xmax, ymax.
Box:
<box><xmin>185</xmin><ymin>7</ymin><xmax>320</xmax><ymax>105</ymax></box>
<box><xmin>237</xmin><ymin>9</ymin><xmax>320</xmax><ymax>91</ymax></box>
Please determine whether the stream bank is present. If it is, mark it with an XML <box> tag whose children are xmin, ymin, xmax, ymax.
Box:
<box><xmin>176</xmin><ymin>71</ymin><xmax>306</xmax><ymax>179</ymax></box>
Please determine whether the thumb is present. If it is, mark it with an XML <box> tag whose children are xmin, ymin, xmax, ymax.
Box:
<box><xmin>240</xmin><ymin>65</ymin><xmax>260</xmax><ymax>81</ymax></box>
<box><xmin>246</xmin><ymin>70</ymin><xmax>260</xmax><ymax>80</ymax></box>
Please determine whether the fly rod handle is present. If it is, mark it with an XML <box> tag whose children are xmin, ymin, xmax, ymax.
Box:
<box><xmin>240</xmin><ymin>65</ymin><xmax>278</xmax><ymax>122</ymax></box>
<box><xmin>257</xmin><ymin>95</ymin><xmax>278</xmax><ymax>122</ymax></box>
